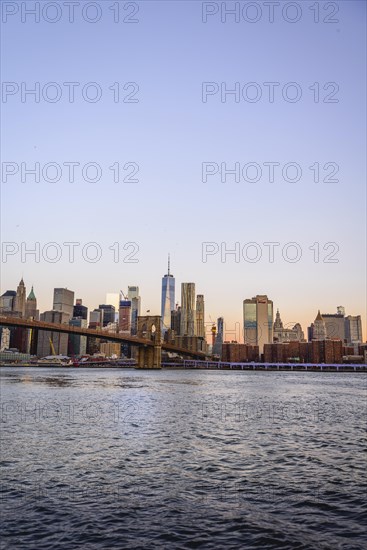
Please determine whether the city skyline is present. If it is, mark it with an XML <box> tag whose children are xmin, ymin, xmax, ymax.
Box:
<box><xmin>2</xmin><ymin>244</ymin><xmax>365</xmax><ymax>343</ymax></box>
<box><xmin>1</xmin><ymin>269</ymin><xmax>364</xmax><ymax>343</ymax></box>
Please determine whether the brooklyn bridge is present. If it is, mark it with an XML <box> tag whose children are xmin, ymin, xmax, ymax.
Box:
<box><xmin>0</xmin><ymin>315</ymin><xmax>206</xmax><ymax>368</ymax></box>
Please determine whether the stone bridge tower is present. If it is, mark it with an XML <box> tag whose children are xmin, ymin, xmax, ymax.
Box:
<box><xmin>136</xmin><ymin>315</ymin><xmax>162</xmax><ymax>369</ymax></box>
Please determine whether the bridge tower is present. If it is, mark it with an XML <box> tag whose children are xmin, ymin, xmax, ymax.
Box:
<box><xmin>136</xmin><ymin>315</ymin><xmax>162</xmax><ymax>369</ymax></box>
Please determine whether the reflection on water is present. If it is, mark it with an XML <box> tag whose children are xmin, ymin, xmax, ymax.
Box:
<box><xmin>1</xmin><ymin>368</ymin><xmax>366</xmax><ymax>549</ymax></box>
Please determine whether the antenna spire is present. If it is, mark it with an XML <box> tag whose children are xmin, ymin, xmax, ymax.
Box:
<box><xmin>168</xmin><ymin>253</ymin><xmax>170</xmax><ymax>275</ymax></box>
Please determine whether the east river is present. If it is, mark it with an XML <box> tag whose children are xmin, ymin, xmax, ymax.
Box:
<box><xmin>1</xmin><ymin>368</ymin><xmax>366</xmax><ymax>549</ymax></box>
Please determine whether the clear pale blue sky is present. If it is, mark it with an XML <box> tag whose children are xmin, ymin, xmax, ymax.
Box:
<box><xmin>1</xmin><ymin>1</ymin><xmax>366</xmax><ymax>339</ymax></box>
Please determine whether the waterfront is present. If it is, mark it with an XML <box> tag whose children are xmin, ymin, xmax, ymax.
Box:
<box><xmin>1</xmin><ymin>368</ymin><xmax>366</xmax><ymax>549</ymax></box>
<box><xmin>1</xmin><ymin>361</ymin><xmax>367</xmax><ymax>371</ymax></box>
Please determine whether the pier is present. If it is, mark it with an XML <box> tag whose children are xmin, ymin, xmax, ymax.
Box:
<box><xmin>163</xmin><ymin>360</ymin><xmax>367</xmax><ymax>372</ymax></box>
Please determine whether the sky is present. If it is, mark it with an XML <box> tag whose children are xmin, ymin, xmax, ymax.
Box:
<box><xmin>1</xmin><ymin>0</ymin><xmax>366</xmax><ymax>341</ymax></box>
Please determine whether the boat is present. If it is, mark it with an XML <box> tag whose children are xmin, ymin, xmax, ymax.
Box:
<box><xmin>32</xmin><ymin>355</ymin><xmax>73</xmax><ymax>367</ymax></box>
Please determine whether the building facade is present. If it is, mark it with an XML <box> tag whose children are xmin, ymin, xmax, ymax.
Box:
<box><xmin>222</xmin><ymin>342</ymin><xmax>259</xmax><ymax>363</ymax></box>
<box><xmin>53</xmin><ymin>288</ymin><xmax>74</xmax><ymax>318</ymax></box>
<box><xmin>313</xmin><ymin>311</ymin><xmax>327</xmax><ymax>340</ymax></box>
<box><xmin>128</xmin><ymin>286</ymin><xmax>141</xmax><ymax>336</ymax></box>
<box><xmin>180</xmin><ymin>283</ymin><xmax>196</xmax><ymax>337</ymax></box>
<box><xmin>195</xmin><ymin>295</ymin><xmax>205</xmax><ymax>339</ymax></box>
<box><xmin>119</xmin><ymin>300</ymin><xmax>131</xmax><ymax>332</ymax></box>
<box><xmin>99</xmin><ymin>304</ymin><xmax>116</xmax><ymax>327</ymax></box>
<box><xmin>322</xmin><ymin>309</ymin><xmax>346</xmax><ymax>342</ymax></box>
<box><xmin>14</xmin><ymin>278</ymin><xmax>26</xmax><ymax>317</ymax></box>
<box><xmin>68</xmin><ymin>318</ymin><xmax>87</xmax><ymax>356</ymax></box>
<box><xmin>243</xmin><ymin>295</ymin><xmax>273</xmax><ymax>353</ymax></box>
<box><xmin>213</xmin><ymin>317</ymin><xmax>224</xmax><ymax>356</ymax></box>
<box><xmin>345</xmin><ymin>315</ymin><xmax>363</xmax><ymax>344</ymax></box>
<box><xmin>264</xmin><ymin>339</ymin><xmax>343</xmax><ymax>364</ymax></box>
<box><xmin>171</xmin><ymin>306</ymin><xmax>181</xmax><ymax>335</ymax></box>
<box><xmin>25</xmin><ymin>286</ymin><xmax>39</xmax><ymax>320</ymax></box>
<box><xmin>89</xmin><ymin>309</ymin><xmax>103</xmax><ymax>329</ymax></box>
<box><xmin>73</xmin><ymin>299</ymin><xmax>88</xmax><ymax>320</ymax></box>
<box><xmin>37</xmin><ymin>310</ymin><xmax>70</xmax><ymax>356</ymax></box>
<box><xmin>273</xmin><ymin>309</ymin><xmax>304</xmax><ymax>342</ymax></box>
<box><xmin>0</xmin><ymin>290</ymin><xmax>16</xmax><ymax>313</ymax></box>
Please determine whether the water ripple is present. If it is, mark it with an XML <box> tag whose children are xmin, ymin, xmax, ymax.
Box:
<box><xmin>1</xmin><ymin>368</ymin><xmax>366</xmax><ymax>549</ymax></box>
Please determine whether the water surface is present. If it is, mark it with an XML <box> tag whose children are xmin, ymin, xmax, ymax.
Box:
<box><xmin>1</xmin><ymin>368</ymin><xmax>366</xmax><ymax>549</ymax></box>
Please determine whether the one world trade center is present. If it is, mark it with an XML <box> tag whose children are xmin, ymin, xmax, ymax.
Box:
<box><xmin>161</xmin><ymin>255</ymin><xmax>175</xmax><ymax>334</ymax></box>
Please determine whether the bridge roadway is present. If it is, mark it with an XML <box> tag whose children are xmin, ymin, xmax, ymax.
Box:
<box><xmin>0</xmin><ymin>316</ymin><xmax>206</xmax><ymax>359</ymax></box>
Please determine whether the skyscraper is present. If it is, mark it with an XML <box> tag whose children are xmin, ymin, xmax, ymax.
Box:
<box><xmin>313</xmin><ymin>311</ymin><xmax>327</xmax><ymax>340</ymax></box>
<box><xmin>53</xmin><ymin>288</ymin><xmax>74</xmax><ymax>318</ymax></box>
<box><xmin>39</xmin><ymin>288</ymin><xmax>75</xmax><ymax>356</ymax></box>
<box><xmin>99</xmin><ymin>304</ymin><xmax>116</xmax><ymax>327</ymax></box>
<box><xmin>345</xmin><ymin>315</ymin><xmax>363</xmax><ymax>344</ymax></box>
<box><xmin>119</xmin><ymin>301</ymin><xmax>131</xmax><ymax>333</ymax></box>
<box><xmin>128</xmin><ymin>286</ymin><xmax>141</xmax><ymax>335</ymax></box>
<box><xmin>322</xmin><ymin>308</ymin><xmax>345</xmax><ymax>341</ymax></box>
<box><xmin>243</xmin><ymin>295</ymin><xmax>273</xmax><ymax>353</ymax></box>
<box><xmin>14</xmin><ymin>278</ymin><xmax>26</xmax><ymax>317</ymax></box>
<box><xmin>89</xmin><ymin>309</ymin><xmax>103</xmax><ymax>329</ymax></box>
<box><xmin>2</xmin><ymin>283</ymin><xmax>27</xmax><ymax>352</ymax></box>
<box><xmin>25</xmin><ymin>286</ymin><xmax>39</xmax><ymax>320</ymax></box>
<box><xmin>37</xmin><ymin>310</ymin><xmax>70</xmax><ymax>356</ymax></box>
<box><xmin>273</xmin><ymin>308</ymin><xmax>283</xmax><ymax>331</ymax></box>
<box><xmin>68</xmin><ymin>318</ymin><xmax>87</xmax><ymax>356</ymax></box>
<box><xmin>213</xmin><ymin>316</ymin><xmax>224</xmax><ymax>356</ymax></box>
<box><xmin>0</xmin><ymin>290</ymin><xmax>16</xmax><ymax>313</ymax></box>
<box><xmin>171</xmin><ymin>305</ymin><xmax>181</xmax><ymax>335</ymax></box>
<box><xmin>128</xmin><ymin>286</ymin><xmax>140</xmax><ymax>300</ymax></box>
<box><xmin>161</xmin><ymin>255</ymin><xmax>175</xmax><ymax>333</ymax></box>
<box><xmin>196</xmin><ymin>295</ymin><xmax>205</xmax><ymax>339</ymax></box>
<box><xmin>73</xmin><ymin>299</ymin><xmax>88</xmax><ymax>320</ymax></box>
<box><xmin>180</xmin><ymin>283</ymin><xmax>196</xmax><ymax>336</ymax></box>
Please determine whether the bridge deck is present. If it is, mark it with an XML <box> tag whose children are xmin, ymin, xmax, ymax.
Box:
<box><xmin>0</xmin><ymin>316</ymin><xmax>206</xmax><ymax>359</ymax></box>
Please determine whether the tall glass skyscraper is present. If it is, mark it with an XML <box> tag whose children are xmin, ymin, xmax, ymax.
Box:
<box><xmin>243</xmin><ymin>295</ymin><xmax>273</xmax><ymax>353</ymax></box>
<box><xmin>161</xmin><ymin>255</ymin><xmax>175</xmax><ymax>333</ymax></box>
<box><xmin>213</xmin><ymin>316</ymin><xmax>224</xmax><ymax>356</ymax></box>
